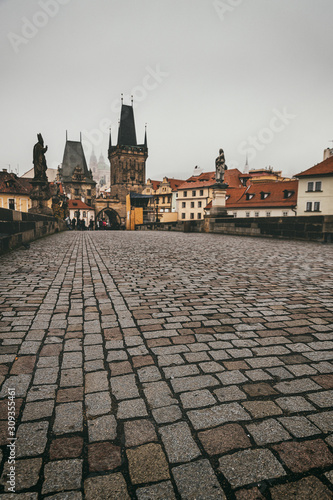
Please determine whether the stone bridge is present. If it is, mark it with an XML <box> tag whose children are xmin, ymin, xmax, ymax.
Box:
<box><xmin>0</xmin><ymin>231</ymin><xmax>332</xmax><ymax>498</ymax></box>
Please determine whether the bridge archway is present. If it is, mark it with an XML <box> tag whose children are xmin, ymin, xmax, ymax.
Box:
<box><xmin>96</xmin><ymin>207</ymin><xmax>122</xmax><ymax>230</ymax></box>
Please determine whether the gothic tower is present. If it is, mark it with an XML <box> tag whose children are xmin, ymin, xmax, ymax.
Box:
<box><xmin>108</xmin><ymin>101</ymin><xmax>148</xmax><ymax>202</ymax></box>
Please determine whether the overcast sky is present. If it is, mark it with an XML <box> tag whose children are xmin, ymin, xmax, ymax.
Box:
<box><xmin>1</xmin><ymin>0</ymin><xmax>332</xmax><ymax>181</ymax></box>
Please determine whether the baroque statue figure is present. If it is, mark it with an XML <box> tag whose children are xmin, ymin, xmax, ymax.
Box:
<box><xmin>33</xmin><ymin>133</ymin><xmax>48</xmax><ymax>182</ymax></box>
<box><xmin>215</xmin><ymin>148</ymin><xmax>227</xmax><ymax>184</ymax></box>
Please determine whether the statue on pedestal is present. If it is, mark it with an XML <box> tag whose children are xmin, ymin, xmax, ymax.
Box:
<box><xmin>215</xmin><ymin>148</ymin><xmax>228</xmax><ymax>184</ymax></box>
<box><xmin>29</xmin><ymin>133</ymin><xmax>52</xmax><ymax>215</ymax></box>
<box><xmin>33</xmin><ymin>133</ymin><xmax>48</xmax><ymax>182</ymax></box>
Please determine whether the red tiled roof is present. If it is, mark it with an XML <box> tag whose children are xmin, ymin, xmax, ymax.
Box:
<box><xmin>150</xmin><ymin>180</ymin><xmax>161</xmax><ymax>190</ymax></box>
<box><xmin>226</xmin><ymin>180</ymin><xmax>298</xmax><ymax>208</ymax></box>
<box><xmin>295</xmin><ymin>155</ymin><xmax>333</xmax><ymax>177</ymax></box>
<box><xmin>178</xmin><ymin>169</ymin><xmax>243</xmax><ymax>190</ymax></box>
<box><xmin>0</xmin><ymin>172</ymin><xmax>32</xmax><ymax>195</ymax></box>
<box><xmin>168</xmin><ymin>178</ymin><xmax>185</xmax><ymax>191</ymax></box>
<box><xmin>68</xmin><ymin>200</ymin><xmax>93</xmax><ymax>210</ymax></box>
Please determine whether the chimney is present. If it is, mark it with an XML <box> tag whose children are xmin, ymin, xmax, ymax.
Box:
<box><xmin>323</xmin><ymin>148</ymin><xmax>333</xmax><ymax>160</ymax></box>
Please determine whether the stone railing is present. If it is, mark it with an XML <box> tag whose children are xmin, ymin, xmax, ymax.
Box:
<box><xmin>0</xmin><ymin>207</ymin><xmax>67</xmax><ymax>255</ymax></box>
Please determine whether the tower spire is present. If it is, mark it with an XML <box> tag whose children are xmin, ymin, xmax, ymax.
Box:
<box><xmin>244</xmin><ymin>153</ymin><xmax>249</xmax><ymax>174</ymax></box>
<box><xmin>108</xmin><ymin>127</ymin><xmax>112</xmax><ymax>153</ymax></box>
<box><xmin>144</xmin><ymin>123</ymin><xmax>147</xmax><ymax>148</ymax></box>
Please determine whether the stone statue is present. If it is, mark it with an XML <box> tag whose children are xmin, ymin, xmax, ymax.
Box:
<box><xmin>33</xmin><ymin>133</ymin><xmax>48</xmax><ymax>182</ymax></box>
<box><xmin>215</xmin><ymin>148</ymin><xmax>227</xmax><ymax>184</ymax></box>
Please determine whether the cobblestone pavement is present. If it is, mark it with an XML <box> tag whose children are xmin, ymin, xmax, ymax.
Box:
<box><xmin>0</xmin><ymin>231</ymin><xmax>333</xmax><ymax>499</ymax></box>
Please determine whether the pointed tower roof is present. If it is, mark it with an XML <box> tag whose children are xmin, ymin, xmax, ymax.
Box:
<box><xmin>117</xmin><ymin>104</ymin><xmax>137</xmax><ymax>146</ymax></box>
<box><xmin>144</xmin><ymin>123</ymin><xmax>147</xmax><ymax>148</ymax></box>
<box><xmin>61</xmin><ymin>138</ymin><xmax>90</xmax><ymax>182</ymax></box>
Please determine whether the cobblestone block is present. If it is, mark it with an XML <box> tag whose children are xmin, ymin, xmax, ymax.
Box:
<box><xmin>308</xmin><ymin>411</ymin><xmax>333</xmax><ymax>432</ymax></box>
<box><xmin>53</xmin><ymin>402</ymin><xmax>83</xmax><ymax>434</ymax></box>
<box><xmin>88</xmin><ymin>442</ymin><xmax>122</xmax><ymax>472</ymax></box>
<box><xmin>136</xmin><ymin>481</ymin><xmax>176</xmax><ymax>500</ymax></box>
<box><xmin>188</xmin><ymin>403</ymin><xmax>250</xmax><ymax>430</ymax></box>
<box><xmin>219</xmin><ymin>448</ymin><xmax>286</xmax><ymax>487</ymax></box>
<box><xmin>88</xmin><ymin>414</ymin><xmax>117</xmax><ymax>442</ymax></box>
<box><xmin>198</xmin><ymin>423</ymin><xmax>251</xmax><ymax>455</ymax></box>
<box><xmin>84</xmin><ymin>473</ymin><xmax>130</xmax><ymax>500</ymax></box>
<box><xmin>42</xmin><ymin>459</ymin><xmax>82</xmax><ymax>494</ymax></box>
<box><xmin>143</xmin><ymin>381</ymin><xmax>176</xmax><ymax>408</ymax></box>
<box><xmin>246</xmin><ymin>419</ymin><xmax>291</xmax><ymax>445</ymax></box>
<box><xmin>0</xmin><ymin>458</ymin><xmax>42</xmax><ymax>491</ymax></box>
<box><xmin>127</xmin><ymin>443</ymin><xmax>170</xmax><ymax>484</ymax></box>
<box><xmin>117</xmin><ymin>398</ymin><xmax>148</xmax><ymax>418</ymax></box>
<box><xmin>172</xmin><ymin>460</ymin><xmax>226</xmax><ymax>499</ymax></box>
<box><xmin>16</xmin><ymin>421</ymin><xmax>49</xmax><ymax>457</ymax></box>
<box><xmin>85</xmin><ymin>391</ymin><xmax>111</xmax><ymax>417</ymax></box>
<box><xmin>159</xmin><ymin>421</ymin><xmax>200</xmax><ymax>462</ymax></box>
<box><xmin>49</xmin><ymin>436</ymin><xmax>83</xmax><ymax>460</ymax></box>
<box><xmin>270</xmin><ymin>476</ymin><xmax>333</xmax><ymax>500</ymax></box>
<box><xmin>124</xmin><ymin>419</ymin><xmax>157</xmax><ymax>447</ymax></box>
<box><xmin>273</xmin><ymin>439</ymin><xmax>333</xmax><ymax>472</ymax></box>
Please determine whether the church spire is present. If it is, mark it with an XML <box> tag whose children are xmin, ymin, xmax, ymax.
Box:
<box><xmin>108</xmin><ymin>127</ymin><xmax>112</xmax><ymax>153</ymax></box>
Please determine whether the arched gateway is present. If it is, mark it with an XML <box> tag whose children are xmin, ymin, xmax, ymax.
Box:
<box><xmin>96</xmin><ymin>207</ymin><xmax>122</xmax><ymax>230</ymax></box>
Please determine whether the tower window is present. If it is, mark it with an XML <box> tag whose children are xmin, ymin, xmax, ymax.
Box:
<box><xmin>315</xmin><ymin>181</ymin><xmax>322</xmax><ymax>191</ymax></box>
<box><xmin>307</xmin><ymin>182</ymin><xmax>314</xmax><ymax>192</ymax></box>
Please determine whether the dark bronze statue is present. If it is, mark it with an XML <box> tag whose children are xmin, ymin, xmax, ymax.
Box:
<box><xmin>215</xmin><ymin>148</ymin><xmax>227</xmax><ymax>184</ymax></box>
<box><xmin>33</xmin><ymin>133</ymin><xmax>48</xmax><ymax>181</ymax></box>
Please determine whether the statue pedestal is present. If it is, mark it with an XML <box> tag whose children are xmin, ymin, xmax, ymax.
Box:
<box><xmin>210</xmin><ymin>182</ymin><xmax>228</xmax><ymax>217</ymax></box>
<box><xmin>203</xmin><ymin>182</ymin><xmax>232</xmax><ymax>232</ymax></box>
<box><xmin>29</xmin><ymin>180</ymin><xmax>53</xmax><ymax>216</ymax></box>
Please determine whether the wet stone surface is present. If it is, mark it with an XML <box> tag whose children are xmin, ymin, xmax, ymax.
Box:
<box><xmin>0</xmin><ymin>231</ymin><xmax>333</xmax><ymax>498</ymax></box>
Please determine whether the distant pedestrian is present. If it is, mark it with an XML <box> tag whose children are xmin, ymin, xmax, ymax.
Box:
<box><xmin>89</xmin><ymin>218</ymin><xmax>94</xmax><ymax>231</ymax></box>
<box><xmin>71</xmin><ymin>218</ymin><xmax>76</xmax><ymax>230</ymax></box>
<box><xmin>65</xmin><ymin>216</ymin><xmax>72</xmax><ymax>230</ymax></box>
<box><xmin>81</xmin><ymin>219</ymin><xmax>86</xmax><ymax>231</ymax></box>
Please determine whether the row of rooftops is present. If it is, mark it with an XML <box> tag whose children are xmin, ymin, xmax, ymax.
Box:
<box><xmin>146</xmin><ymin>154</ymin><xmax>333</xmax><ymax>210</ymax></box>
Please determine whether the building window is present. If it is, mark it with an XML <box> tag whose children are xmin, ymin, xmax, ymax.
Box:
<box><xmin>87</xmin><ymin>199</ymin><xmax>91</xmax><ymax>206</ymax></box>
<box><xmin>306</xmin><ymin>202</ymin><xmax>312</xmax><ymax>212</ymax></box>
<box><xmin>314</xmin><ymin>202</ymin><xmax>320</xmax><ymax>212</ymax></box>
<box><xmin>246</xmin><ymin>193</ymin><xmax>254</xmax><ymax>200</ymax></box>
<box><xmin>266</xmin><ymin>211</ymin><xmax>271</xmax><ymax>217</ymax></box>
<box><xmin>254</xmin><ymin>212</ymin><xmax>259</xmax><ymax>217</ymax></box>
<box><xmin>8</xmin><ymin>199</ymin><xmax>15</xmax><ymax>210</ymax></box>
<box><xmin>283</xmin><ymin>211</ymin><xmax>288</xmax><ymax>216</ymax></box>
<box><xmin>74</xmin><ymin>189</ymin><xmax>79</xmax><ymax>196</ymax></box>
<box><xmin>183</xmin><ymin>191</ymin><xmax>187</xmax><ymax>197</ymax></box>
<box><xmin>198</xmin><ymin>201</ymin><xmax>202</xmax><ymax>208</ymax></box>
<box><xmin>182</xmin><ymin>202</ymin><xmax>186</xmax><ymax>208</ymax></box>
<box><xmin>200</xmin><ymin>189</ymin><xmax>204</xmax><ymax>196</ymax></box>
<box><xmin>246</xmin><ymin>212</ymin><xmax>250</xmax><ymax>218</ymax></box>
<box><xmin>190</xmin><ymin>213</ymin><xmax>194</xmax><ymax>219</ymax></box>
<box><xmin>233</xmin><ymin>212</ymin><xmax>237</xmax><ymax>218</ymax></box>
<box><xmin>192</xmin><ymin>190</ymin><xmax>196</xmax><ymax>197</ymax></box>
<box><xmin>181</xmin><ymin>213</ymin><xmax>186</xmax><ymax>219</ymax></box>
<box><xmin>83</xmin><ymin>211</ymin><xmax>86</xmax><ymax>217</ymax></box>
<box><xmin>190</xmin><ymin>202</ymin><xmax>195</xmax><ymax>208</ymax></box>
<box><xmin>197</xmin><ymin>213</ymin><xmax>202</xmax><ymax>219</ymax></box>
<box><xmin>315</xmin><ymin>181</ymin><xmax>322</xmax><ymax>191</ymax></box>
<box><xmin>168</xmin><ymin>196</ymin><xmax>171</xmax><ymax>203</ymax></box>
<box><xmin>307</xmin><ymin>182</ymin><xmax>314</xmax><ymax>192</ymax></box>
<box><xmin>87</xmin><ymin>189</ymin><xmax>91</xmax><ymax>196</ymax></box>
